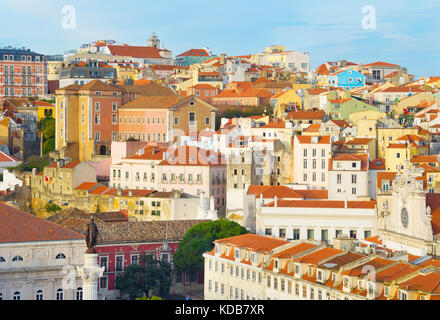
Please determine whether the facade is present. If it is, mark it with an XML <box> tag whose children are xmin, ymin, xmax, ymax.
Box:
<box><xmin>0</xmin><ymin>47</ymin><xmax>47</xmax><ymax>98</ymax></box>
<box><xmin>293</xmin><ymin>135</ymin><xmax>331</xmax><ymax>190</ymax></box>
<box><xmin>55</xmin><ymin>80</ymin><xmax>122</xmax><ymax>161</ymax></box>
<box><xmin>0</xmin><ymin>203</ymin><xmax>85</xmax><ymax>300</ymax></box>
<box><xmin>59</xmin><ymin>61</ymin><xmax>117</xmax><ymax>88</ymax></box>
<box><xmin>48</xmin><ymin>213</ymin><xmax>207</xmax><ymax>300</ymax></box>
<box><xmin>204</xmin><ymin>233</ymin><xmax>440</xmax><ymax>300</ymax></box>
<box><xmin>118</xmin><ymin>95</ymin><xmax>217</xmax><ymax>144</ymax></box>
<box><xmin>327</xmin><ymin>69</ymin><xmax>366</xmax><ymax>90</ymax></box>
<box><xmin>175</xmin><ymin>49</ymin><xmax>212</xmax><ymax>66</ymax></box>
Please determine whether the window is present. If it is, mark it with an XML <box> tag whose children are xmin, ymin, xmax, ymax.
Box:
<box><xmin>115</xmin><ymin>255</ymin><xmax>124</xmax><ymax>272</ymax></box>
<box><xmin>54</xmin><ymin>253</ymin><xmax>67</xmax><ymax>261</ymax></box>
<box><xmin>321</xmin><ymin>229</ymin><xmax>328</xmax><ymax>241</ymax></box>
<box><xmin>76</xmin><ymin>288</ymin><xmax>83</xmax><ymax>300</ymax></box>
<box><xmin>364</xmin><ymin>230</ymin><xmax>372</xmax><ymax>239</ymax></box>
<box><xmin>36</xmin><ymin>290</ymin><xmax>43</xmax><ymax>300</ymax></box>
<box><xmin>399</xmin><ymin>291</ymin><xmax>407</xmax><ymax>300</ymax></box>
<box><xmin>205</xmin><ymin>117</ymin><xmax>210</xmax><ymax>125</ymax></box>
<box><xmin>56</xmin><ymin>289</ymin><xmax>63</xmax><ymax>300</ymax></box>
<box><xmin>307</xmin><ymin>229</ymin><xmax>314</xmax><ymax>240</ymax></box>
<box><xmin>337</xmin><ymin>174</ymin><xmax>342</xmax><ymax>184</ymax></box>
<box><xmin>279</xmin><ymin>228</ymin><xmax>286</xmax><ymax>238</ymax></box>
<box><xmin>100</xmin><ymin>277</ymin><xmax>108</xmax><ymax>289</ymax></box>
<box><xmin>265</xmin><ymin>228</ymin><xmax>272</xmax><ymax>236</ymax></box>
<box><xmin>100</xmin><ymin>256</ymin><xmax>108</xmax><ymax>271</ymax></box>
<box><xmin>352</xmin><ymin>174</ymin><xmax>357</xmax><ymax>184</ymax></box>
<box><xmin>13</xmin><ymin>292</ymin><xmax>21</xmax><ymax>300</ymax></box>
<box><xmin>12</xmin><ymin>255</ymin><xmax>23</xmax><ymax>262</ymax></box>
<box><xmin>293</xmin><ymin>229</ymin><xmax>300</xmax><ymax>240</ymax></box>
<box><xmin>189</xmin><ymin>112</ymin><xmax>196</xmax><ymax>125</ymax></box>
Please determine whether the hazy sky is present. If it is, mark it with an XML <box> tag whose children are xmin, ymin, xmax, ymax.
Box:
<box><xmin>1</xmin><ymin>0</ymin><xmax>439</xmax><ymax>78</ymax></box>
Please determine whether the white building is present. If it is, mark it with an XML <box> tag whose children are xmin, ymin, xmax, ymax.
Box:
<box><xmin>0</xmin><ymin>169</ymin><xmax>23</xmax><ymax>192</ymax></box>
<box><xmin>328</xmin><ymin>154</ymin><xmax>370</xmax><ymax>201</ymax></box>
<box><xmin>256</xmin><ymin>197</ymin><xmax>377</xmax><ymax>244</ymax></box>
<box><xmin>293</xmin><ymin>135</ymin><xmax>332</xmax><ymax>190</ymax></box>
<box><xmin>0</xmin><ymin>203</ymin><xmax>86</xmax><ymax>300</ymax></box>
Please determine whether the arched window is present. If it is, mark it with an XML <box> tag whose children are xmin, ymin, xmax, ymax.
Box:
<box><xmin>0</xmin><ymin>256</ymin><xmax>5</xmax><ymax>262</ymax></box>
<box><xmin>0</xmin><ymin>293</ymin><xmax>3</xmax><ymax>300</ymax></box>
<box><xmin>55</xmin><ymin>253</ymin><xmax>66</xmax><ymax>259</ymax></box>
<box><xmin>36</xmin><ymin>290</ymin><xmax>43</xmax><ymax>300</ymax></box>
<box><xmin>13</xmin><ymin>292</ymin><xmax>20</xmax><ymax>300</ymax></box>
<box><xmin>56</xmin><ymin>289</ymin><xmax>63</xmax><ymax>300</ymax></box>
<box><xmin>76</xmin><ymin>287</ymin><xmax>83</xmax><ymax>300</ymax></box>
<box><xmin>12</xmin><ymin>255</ymin><xmax>23</xmax><ymax>262</ymax></box>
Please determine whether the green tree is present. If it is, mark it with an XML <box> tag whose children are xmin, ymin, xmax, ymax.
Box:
<box><xmin>173</xmin><ymin>219</ymin><xmax>249</xmax><ymax>273</ymax></box>
<box><xmin>45</xmin><ymin>203</ymin><xmax>61</xmax><ymax>213</ymax></box>
<box><xmin>16</xmin><ymin>155</ymin><xmax>50</xmax><ymax>172</ymax></box>
<box><xmin>38</xmin><ymin>117</ymin><xmax>56</xmax><ymax>155</ymax></box>
<box><xmin>115</xmin><ymin>254</ymin><xmax>172</xmax><ymax>300</ymax></box>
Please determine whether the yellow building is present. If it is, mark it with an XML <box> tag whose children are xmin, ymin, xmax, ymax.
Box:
<box><xmin>377</xmin><ymin>127</ymin><xmax>424</xmax><ymax>159</ymax></box>
<box><xmin>34</xmin><ymin>101</ymin><xmax>56</xmax><ymax>122</ymax></box>
<box><xmin>384</xmin><ymin>135</ymin><xmax>429</xmax><ymax>171</ymax></box>
<box><xmin>115</xmin><ymin>65</ymin><xmax>137</xmax><ymax>82</ymax></box>
<box><xmin>272</xmin><ymin>84</ymin><xmax>311</xmax><ymax>118</ymax></box>
<box><xmin>393</xmin><ymin>92</ymin><xmax>436</xmax><ymax>117</ymax></box>
<box><xmin>29</xmin><ymin>159</ymin><xmax>97</xmax><ymax>217</ymax></box>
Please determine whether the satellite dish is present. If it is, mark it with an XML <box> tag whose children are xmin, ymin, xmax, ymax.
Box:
<box><xmin>323</xmin><ymin>263</ymin><xmax>338</xmax><ymax>268</ymax></box>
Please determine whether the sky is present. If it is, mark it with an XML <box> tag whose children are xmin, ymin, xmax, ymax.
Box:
<box><xmin>0</xmin><ymin>0</ymin><xmax>439</xmax><ymax>78</ymax></box>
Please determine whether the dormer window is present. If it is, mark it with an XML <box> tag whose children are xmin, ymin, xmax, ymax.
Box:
<box><xmin>317</xmin><ymin>270</ymin><xmax>323</xmax><ymax>282</ymax></box>
<box><xmin>234</xmin><ymin>248</ymin><xmax>240</xmax><ymax>259</ymax></box>
<box><xmin>274</xmin><ymin>260</ymin><xmax>279</xmax><ymax>269</ymax></box>
<box><xmin>295</xmin><ymin>264</ymin><xmax>300</xmax><ymax>274</ymax></box>
<box><xmin>251</xmin><ymin>253</ymin><xmax>257</xmax><ymax>264</ymax></box>
<box><xmin>215</xmin><ymin>244</ymin><xmax>219</xmax><ymax>255</ymax></box>
<box><xmin>343</xmin><ymin>277</ymin><xmax>349</xmax><ymax>288</ymax></box>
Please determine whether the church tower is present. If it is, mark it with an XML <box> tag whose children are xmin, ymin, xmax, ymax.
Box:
<box><xmin>148</xmin><ymin>32</ymin><xmax>160</xmax><ymax>48</ymax></box>
<box><xmin>379</xmin><ymin>161</ymin><xmax>434</xmax><ymax>256</ymax></box>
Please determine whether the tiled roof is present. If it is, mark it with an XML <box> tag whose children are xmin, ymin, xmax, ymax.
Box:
<box><xmin>375</xmin><ymin>262</ymin><xmax>419</xmax><ymax>282</ymax></box>
<box><xmin>361</xmin><ymin>61</ymin><xmax>401</xmax><ymax>67</ymax></box>
<box><xmin>214</xmin><ymin>234</ymin><xmax>289</xmax><ymax>252</ymax></box>
<box><xmin>272</xmin><ymin>242</ymin><xmax>318</xmax><ymax>259</ymax></box>
<box><xmin>124</xmin><ymin>145</ymin><xmax>167</xmax><ymax>161</ymax></box>
<box><xmin>293</xmin><ymin>247</ymin><xmax>343</xmax><ymax>265</ymax></box>
<box><xmin>0</xmin><ymin>202</ymin><xmax>84</xmax><ymax>243</ymax></box>
<box><xmin>107</xmin><ymin>45</ymin><xmax>163</xmax><ymax>58</ymax></box>
<box><xmin>304</xmin><ymin>124</ymin><xmax>321</xmax><ymax>133</ymax></box>
<box><xmin>296</xmin><ymin>135</ymin><xmax>331</xmax><ymax>144</ymax></box>
<box><xmin>342</xmin><ymin>257</ymin><xmax>393</xmax><ymax>276</ymax></box>
<box><xmin>119</xmin><ymin>96</ymin><xmax>181</xmax><ymax>110</ymax></box>
<box><xmin>317</xmin><ymin>252</ymin><xmax>365</xmax><ymax>270</ymax></box>
<box><xmin>370</xmin><ymin>158</ymin><xmax>386</xmax><ymax>170</ymax></box>
<box><xmin>286</xmin><ymin>110</ymin><xmax>325</xmax><ymax>120</ymax></box>
<box><xmin>377</xmin><ymin>172</ymin><xmax>397</xmax><ymax>188</ymax></box>
<box><xmin>345</xmin><ymin>138</ymin><xmax>374</xmax><ymax>145</ymax></box>
<box><xmin>176</xmin><ymin>49</ymin><xmax>210</xmax><ymax>57</ymax></box>
<box><xmin>0</xmin><ymin>151</ymin><xmax>21</xmax><ymax>163</ymax></box>
<box><xmin>247</xmin><ymin>185</ymin><xmax>304</xmax><ymax>199</ymax></box>
<box><xmin>399</xmin><ymin>271</ymin><xmax>440</xmax><ymax>294</ymax></box>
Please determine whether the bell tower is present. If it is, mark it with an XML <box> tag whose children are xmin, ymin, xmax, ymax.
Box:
<box><xmin>380</xmin><ymin>160</ymin><xmax>434</xmax><ymax>255</ymax></box>
<box><xmin>148</xmin><ymin>32</ymin><xmax>160</xmax><ymax>48</ymax></box>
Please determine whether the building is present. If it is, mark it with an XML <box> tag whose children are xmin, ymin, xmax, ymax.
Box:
<box><xmin>293</xmin><ymin>135</ymin><xmax>332</xmax><ymax>190</ymax></box>
<box><xmin>328</xmin><ymin>154</ymin><xmax>369</xmax><ymax>200</ymax></box>
<box><xmin>59</xmin><ymin>61</ymin><xmax>117</xmax><ymax>88</ymax></box>
<box><xmin>175</xmin><ymin>49</ymin><xmax>213</xmax><ymax>66</ymax></box>
<box><xmin>0</xmin><ymin>202</ymin><xmax>85</xmax><ymax>300</ymax></box>
<box><xmin>251</xmin><ymin>46</ymin><xmax>310</xmax><ymax>74</ymax></box>
<box><xmin>0</xmin><ymin>47</ymin><xmax>47</xmax><ymax>98</ymax></box>
<box><xmin>48</xmin><ymin>211</ymin><xmax>207</xmax><ymax>299</ymax></box>
<box><xmin>118</xmin><ymin>95</ymin><xmax>217</xmax><ymax>144</ymax></box>
<box><xmin>203</xmin><ymin>233</ymin><xmax>440</xmax><ymax>300</ymax></box>
<box><xmin>327</xmin><ymin>69</ymin><xmax>365</xmax><ymax>90</ymax></box>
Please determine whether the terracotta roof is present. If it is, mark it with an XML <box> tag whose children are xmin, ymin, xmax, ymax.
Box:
<box><xmin>0</xmin><ymin>151</ymin><xmax>21</xmax><ymax>163</ymax></box>
<box><xmin>345</xmin><ymin>138</ymin><xmax>374</xmax><ymax>145</ymax></box>
<box><xmin>247</xmin><ymin>185</ymin><xmax>304</xmax><ymax>199</ymax></box>
<box><xmin>107</xmin><ymin>45</ymin><xmax>163</xmax><ymax>59</ymax></box>
<box><xmin>342</xmin><ymin>257</ymin><xmax>393</xmax><ymax>276</ymax></box>
<box><xmin>124</xmin><ymin>145</ymin><xmax>167</xmax><ymax>161</ymax></box>
<box><xmin>75</xmin><ymin>182</ymin><xmax>101</xmax><ymax>191</ymax></box>
<box><xmin>119</xmin><ymin>96</ymin><xmax>181</xmax><ymax>110</ymax></box>
<box><xmin>286</xmin><ymin>110</ymin><xmax>325</xmax><ymax>120</ymax></box>
<box><xmin>315</xmin><ymin>64</ymin><xmax>330</xmax><ymax>76</ymax></box>
<box><xmin>411</xmin><ymin>155</ymin><xmax>439</xmax><ymax>164</ymax></box>
<box><xmin>365</xmin><ymin>235</ymin><xmax>383</xmax><ymax>245</ymax></box>
<box><xmin>370</xmin><ymin>158</ymin><xmax>386</xmax><ymax>170</ymax></box>
<box><xmin>296</xmin><ymin>135</ymin><xmax>331</xmax><ymax>144</ymax></box>
<box><xmin>329</xmin><ymin>153</ymin><xmax>369</xmax><ymax>171</ymax></box>
<box><xmin>377</xmin><ymin>172</ymin><xmax>397</xmax><ymax>188</ymax></box>
<box><xmin>0</xmin><ymin>202</ymin><xmax>84</xmax><ymax>243</ymax></box>
<box><xmin>308</xmin><ymin>88</ymin><xmax>328</xmax><ymax>95</ymax></box>
<box><xmin>328</xmin><ymin>98</ymin><xmax>351</xmax><ymax>104</ymax></box>
<box><xmin>317</xmin><ymin>252</ymin><xmax>365</xmax><ymax>270</ymax></box>
<box><xmin>176</xmin><ymin>49</ymin><xmax>210</xmax><ymax>57</ymax></box>
<box><xmin>361</xmin><ymin>61</ymin><xmax>401</xmax><ymax>68</ymax></box>
<box><xmin>380</xmin><ymin>87</ymin><xmax>424</xmax><ymax>93</ymax></box>
<box><xmin>375</xmin><ymin>262</ymin><xmax>419</xmax><ymax>282</ymax></box>
<box><xmin>304</xmin><ymin>124</ymin><xmax>321</xmax><ymax>133</ymax></box>
<box><xmin>32</xmin><ymin>101</ymin><xmax>54</xmax><ymax>107</ymax></box>
<box><xmin>294</xmin><ymin>247</ymin><xmax>343</xmax><ymax>265</ymax></box>
<box><xmin>272</xmin><ymin>242</ymin><xmax>318</xmax><ymax>259</ymax></box>
<box><xmin>388</xmin><ymin>143</ymin><xmax>407</xmax><ymax>149</ymax></box>
<box><xmin>214</xmin><ymin>233</ymin><xmax>289</xmax><ymax>252</ymax></box>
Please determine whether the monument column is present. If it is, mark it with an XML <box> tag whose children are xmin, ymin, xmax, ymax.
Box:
<box><xmin>76</xmin><ymin>216</ymin><xmax>104</xmax><ymax>300</ymax></box>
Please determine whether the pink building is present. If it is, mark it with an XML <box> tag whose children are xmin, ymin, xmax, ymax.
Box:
<box><xmin>293</xmin><ymin>135</ymin><xmax>332</xmax><ymax>190</ymax></box>
<box><xmin>157</xmin><ymin>146</ymin><xmax>227</xmax><ymax>212</ymax></box>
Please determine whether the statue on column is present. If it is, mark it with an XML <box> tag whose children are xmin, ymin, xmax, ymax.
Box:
<box><xmin>86</xmin><ymin>216</ymin><xmax>99</xmax><ymax>254</ymax></box>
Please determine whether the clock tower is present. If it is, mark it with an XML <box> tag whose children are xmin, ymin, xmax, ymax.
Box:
<box><xmin>378</xmin><ymin>161</ymin><xmax>434</xmax><ymax>255</ymax></box>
